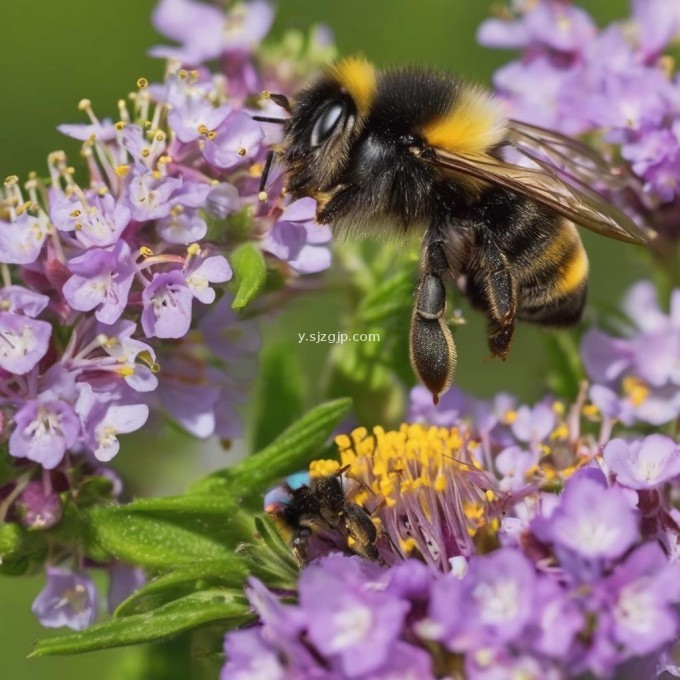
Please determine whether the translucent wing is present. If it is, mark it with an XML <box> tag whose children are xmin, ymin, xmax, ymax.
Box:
<box><xmin>412</xmin><ymin>124</ymin><xmax>652</xmax><ymax>245</ymax></box>
<box><xmin>506</xmin><ymin>119</ymin><xmax>630</xmax><ymax>191</ymax></box>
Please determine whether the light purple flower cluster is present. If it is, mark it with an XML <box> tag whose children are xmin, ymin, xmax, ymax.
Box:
<box><xmin>0</xmin><ymin>0</ymin><xmax>335</xmax><ymax>631</ymax></box>
<box><xmin>581</xmin><ymin>280</ymin><xmax>680</xmax><ymax>427</ymax></box>
<box><xmin>231</xmin><ymin>434</ymin><xmax>680</xmax><ymax>678</ymax></box>
<box><xmin>479</xmin><ymin>0</ymin><xmax>680</xmax><ymax>236</ymax></box>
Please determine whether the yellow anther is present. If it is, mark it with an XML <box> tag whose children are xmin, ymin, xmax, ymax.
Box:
<box><xmin>503</xmin><ymin>410</ymin><xmax>518</xmax><ymax>424</ymax></box>
<box><xmin>582</xmin><ymin>403</ymin><xmax>599</xmax><ymax>419</ymax></box>
<box><xmin>4</xmin><ymin>175</ymin><xmax>19</xmax><ymax>186</ymax></box>
<box><xmin>155</xmin><ymin>131</ymin><xmax>166</xmax><ymax>142</ymax></box>
<box><xmin>117</xmin><ymin>366</ymin><xmax>135</xmax><ymax>377</ymax></box>
<box><xmin>141</xmin><ymin>148</ymin><xmax>151</xmax><ymax>158</ymax></box>
<box><xmin>552</xmin><ymin>401</ymin><xmax>565</xmax><ymax>415</ymax></box>
<box><xmin>237</xmin><ymin>147</ymin><xmax>247</xmax><ymax>156</ymax></box>
<box><xmin>138</xmin><ymin>246</ymin><xmax>154</xmax><ymax>258</ymax></box>
<box><xmin>207</xmin><ymin>131</ymin><xmax>217</xmax><ymax>140</ymax></box>
<box><xmin>115</xmin><ymin>121</ymin><xmax>126</xmax><ymax>131</ymax></box>
<box><xmin>78</xmin><ymin>99</ymin><xmax>92</xmax><ymax>111</ymax></box>
<box><xmin>178</xmin><ymin>69</ymin><xmax>188</xmax><ymax>80</ymax></box>
<box><xmin>551</xmin><ymin>424</ymin><xmax>569</xmax><ymax>440</ymax></box>
<box><xmin>137</xmin><ymin>77</ymin><xmax>149</xmax><ymax>89</ymax></box>
<box><xmin>623</xmin><ymin>376</ymin><xmax>650</xmax><ymax>407</ymax></box>
<box><xmin>115</xmin><ymin>165</ymin><xmax>131</xmax><ymax>178</ymax></box>
<box><xmin>309</xmin><ymin>459</ymin><xmax>341</xmax><ymax>478</ymax></box>
<box><xmin>69</xmin><ymin>209</ymin><xmax>82</xmax><ymax>218</ymax></box>
<box><xmin>260</xmin><ymin>90</ymin><xmax>272</xmax><ymax>100</ymax></box>
<box><xmin>187</xmin><ymin>243</ymin><xmax>201</xmax><ymax>256</ymax></box>
<box><xmin>258</xmin><ymin>190</ymin><xmax>268</xmax><ymax>202</ymax></box>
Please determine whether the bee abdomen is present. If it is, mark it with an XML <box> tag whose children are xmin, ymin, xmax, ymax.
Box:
<box><xmin>516</xmin><ymin>219</ymin><xmax>588</xmax><ymax>326</ymax></box>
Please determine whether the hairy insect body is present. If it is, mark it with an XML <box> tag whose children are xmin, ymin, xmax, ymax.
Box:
<box><xmin>266</xmin><ymin>472</ymin><xmax>379</xmax><ymax>567</ymax></box>
<box><xmin>270</xmin><ymin>58</ymin><xmax>646</xmax><ymax>403</ymax></box>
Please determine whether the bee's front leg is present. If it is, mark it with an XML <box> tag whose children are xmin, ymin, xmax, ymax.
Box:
<box><xmin>409</xmin><ymin>240</ymin><xmax>457</xmax><ymax>405</ymax></box>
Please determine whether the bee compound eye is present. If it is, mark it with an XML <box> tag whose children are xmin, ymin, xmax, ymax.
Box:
<box><xmin>311</xmin><ymin>101</ymin><xmax>345</xmax><ymax>147</ymax></box>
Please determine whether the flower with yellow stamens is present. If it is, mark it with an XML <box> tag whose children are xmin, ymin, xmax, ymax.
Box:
<box><xmin>325</xmin><ymin>424</ymin><xmax>500</xmax><ymax>572</ymax></box>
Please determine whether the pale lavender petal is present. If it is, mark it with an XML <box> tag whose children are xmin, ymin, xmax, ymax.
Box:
<box><xmin>0</xmin><ymin>312</ymin><xmax>52</xmax><ymax>374</ymax></box>
<box><xmin>32</xmin><ymin>567</ymin><xmax>98</xmax><ymax>630</ymax></box>
<box><xmin>10</xmin><ymin>399</ymin><xmax>79</xmax><ymax>469</ymax></box>
<box><xmin>203</xmin><ymin>112</ymin><xmax>264</xmax><ymax>169</ymax></box>
<box><xmin>141</xmin><ymin>271</ymin><xmax>193</xmax><ymax>339</ymax></box>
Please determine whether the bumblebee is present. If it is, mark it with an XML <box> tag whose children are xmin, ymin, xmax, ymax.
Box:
<box><xmin>254</xmin><ymin>58</ymin><xmax>650</xmax><ymax>404</ymax></box>
<box><xmin>265</xmin><ymin>469</ymin><xmax>379</xmax><ymax>567</ymax></box>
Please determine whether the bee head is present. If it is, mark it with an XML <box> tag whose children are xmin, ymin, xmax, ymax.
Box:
<box><xmin>282</xmin><ymin>58</ymin><xmax>436</xmax><ymax>232</ymax></box>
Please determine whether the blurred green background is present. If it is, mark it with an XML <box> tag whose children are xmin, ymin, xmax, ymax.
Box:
<box><xmin>0</xmin><ymin>0</ymin><xmax>644</xmax><ymax>678</ymax></box>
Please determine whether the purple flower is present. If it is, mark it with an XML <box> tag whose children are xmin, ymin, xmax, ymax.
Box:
<box><xmin>0</xmin><ymin>311</ymin><xmax>52</xmax><ymax>374</ymax></box>
<box><xmin>202</xmin><ymin>112</ymin><xmax>265</xmax><ymax>169</ymax></box>
<box><xmin>222</xmin><ymin>628</ymin><xmax>287</xmax><ymax>680</ymax></box>
<box><xmin>9</xmin><ymin>399</ymin><xmax>80</xmax><ymax>469</ymax></box>
<box><xmin>604</xmin><ymin>435</ymin><xmax>680</xmax><ymax>489</ymax></box>
<box><xmin>151</xmin><ymin>0</ymin><xmax>274</xmax><ymax>65</ymax></box>
<box><xmin>156</xmin><ymin>207</ymin><xmax>207</xmax><ymax>244</ymax></box>
<box><xmin>262</xmin><ymin>197</ymin><xmax>332</xmax><ymax>274</ymax></box>
<box><xmin>62</xmin><ymin>241</ymin><xmax>136</xmax><ymax>325</ymax></box>
<box><xmin>57</xmin><ymin>118</ymin><xmax>117</xmax><ymax>142</ymax></box>
<box><xmin>0</xmin><ymin>285</ymin><xmax>49</xmax><ymax>317</ymax></box>
<box><xmin>510</xmin><ymin>402</ymin><xmax>555</xmax><ymax>444</ymax></box>
<box><xmin>32</xmin><ymin>567</ymin><xmax>98</xmax><ymax>630</ymax></box>
<box><xmin>15</xmin><ymin>481</ymin><xmax>63</xmax><ymax>530</ymax></box>
<box><xmin>50</xmin><ymin>191</ymin><xmax>131</xmax><ymax>248</ymax></box>
<box><xmin>440</xmin><ymin>549</ymin><xmax>537</xmax><ymax>652</ymax></box>
<box><xmin>599</xmin><ymin>543</ymin><xmax>680</xmax><ymax>657</ymax></box>
<box><xmin>299</xmin><ymin>557</ymin><xmax>409</xmax><ymax>677</ymax></box>
<box><xmin>183</xmin><ymin>254</ymin><xmax>232</xmax><ymax>304</ymax></box>
<box><xmin>0</xmin><ymin>208</ymin><xmax>49</xmax><ymax>264</ymax></box>
<box><xmin>533</xmin><ymin>472</ymin><xmax>639</xmax><ymax>561</ymax></box>
<box><xmin>141</xmin><ymin>270</ymin><xmax>193</xmax><ymax>339</ymax></box>
<box><xmin>80</xmin><ymin>398</ymin><xmax>150</xmax><ymax>462</ymax></box>
<box><xmin>107</xmin><ymin>563</ymin><xmax>146</xmax><ymax>614</ymax></box>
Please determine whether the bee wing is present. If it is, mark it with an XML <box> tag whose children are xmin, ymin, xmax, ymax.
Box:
<box><xmin>416</xmin><ymin>135</ymin><xmax>652</xmax><ymax>246</ymax></box>
<box><xmin>505</xmin><ymin>119</ymin><xmax>630</xmax><ymax>191</ymax></box>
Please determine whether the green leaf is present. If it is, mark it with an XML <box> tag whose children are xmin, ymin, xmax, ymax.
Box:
<box><xmin>190</xmin><ymin>398</ymin><xmax>352</xmax><ymax>505</ymax></box>
<box><xmin>231</xmin><ymin>242</ymin><xmax>266</xmax><ymax>310</ymax></box>
<box><xmin>251</xmin><ymin>342</ymin><xmax>305</xmax><ymax>451</ymax></box>
<box><xmin>544</xmin><ymin>330</ymin><xmax>586</xmax><ymax>400</ymax></box>
<box><xmin>30</xmin><ymin>590</ymin><xmax>251</xmax><ymax>657</ymax></box>
<box><xmin>115</xmin><ymin>558</ymin><xmax>248</xmax><ymax>617</ymax></box>
<box><xmin>0</xmin><ymin>522</ymin><xmax>47</xmax><ymax>575</ymax></box>
<box><xmin>85</xmin><ymin>495</ymin><xmax>255</xmax><ymax>568</ymax></box>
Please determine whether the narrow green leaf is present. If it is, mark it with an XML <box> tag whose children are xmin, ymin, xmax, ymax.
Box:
<box><xmin>190</xmin><ymin>398</ymin><xmax>352</xmax><ymax>505</ymax></box>
<box><xmin>231</xmin><ymin>242</ymin><xmax>266</xmax><ymax>310</ymax></box>
<box><xmin>85</xmin><ymin>495</ymin><xmax>255</xmax><ymax>568</ymax></box>
<box><xmin>544</xmin><ymin>330</ymin><xmax>586</xmax><ymax>400</ymax></box>
<box><xmin>30</xmin><ymin>590</ymin><xmax>251</xmax><ymax>657</ymax></box>
<box><xmin>115</xmin><ymin>558</ymin><xmax>248</xmax><ymax>617</ymax></box>
<box><xmin>251</xmin><ymin>342</ymin><xmax>305</xmax><ymax>452</ymax></box>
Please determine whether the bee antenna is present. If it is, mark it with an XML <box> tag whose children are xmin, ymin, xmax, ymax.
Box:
<box><xmin>251</xmin><ymin>115</ymin><xmax>287</xmax><ymax>124</ymax></box>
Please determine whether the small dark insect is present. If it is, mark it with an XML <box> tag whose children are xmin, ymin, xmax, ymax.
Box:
<box><xmin>265</xmin><ymin>469</ymin><xmax>379</xmax><ymax>567</ymax></box>
<box><xmin>254</xmin><ymin>58</ymin><xmax>651</xmax><ymax>404</ymax></box>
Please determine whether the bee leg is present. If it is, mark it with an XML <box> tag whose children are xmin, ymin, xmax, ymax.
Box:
<box><xmin>343</xmin><ymin>502</ymin><xmax>379</xmax><ymax>561</ymax></box>
<box><xmin>409</xmin><ymin>240</ymin><xmax>457</xmax><ymax>405</ymax></box>
<box><xmin>291</xmin><ymin>527</ymin><xmax>312</xmax><ymax>567</ymax></box>
<box><xmin>476</xmin><ymin>235</ymin><xmax>517</xmax><ymax>360</ymax></box>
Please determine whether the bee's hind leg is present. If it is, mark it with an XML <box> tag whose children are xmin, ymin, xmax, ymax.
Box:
<box><xmin>409</xmin><ymin>240</ymin><xmax>457</xmax><ymax>405</ymax></box>
<box><xmin>468</xmin><ymin>230</ymin><xmax>517</xmax><ymax>360</ymax></box>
